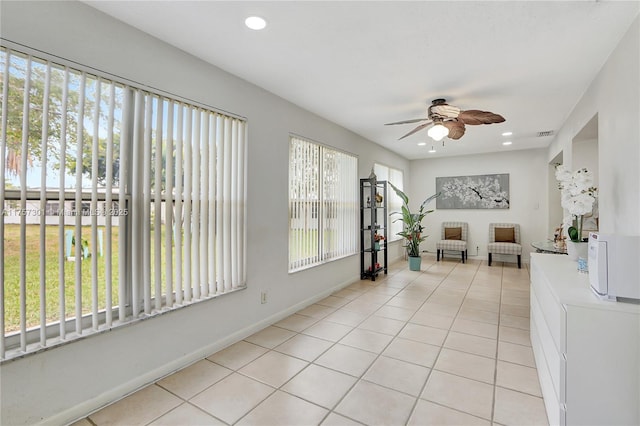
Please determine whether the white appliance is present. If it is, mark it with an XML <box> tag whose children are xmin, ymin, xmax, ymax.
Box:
<box><xmin>588</xmin><ymin>232</ymin><xmax>640</xmax><ymax>301</ymax></box>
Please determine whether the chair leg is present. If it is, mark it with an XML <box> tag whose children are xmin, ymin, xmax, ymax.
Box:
<box><xmin>465</xmin><ymin>250</ymin><xmax>468</xmax><ymax>262</ymax></box>
<box><xmin>517</xmin><ymin>255</ymin><xmax>521</xmax><ymax>269</ymax></box>
<box><xmin>437</xmin><ymin>249</ymin><xmax>440</xmax><ymax>261</ymax></box>
<box><xmin>488</xmin><ymin>253</ymin><xmax>492</xmax><ymax>266</ymax></box>
<box><xmin>461</xmin><ymin>251</ymin><xmax>465</xmax><ymax>263</ymax></box>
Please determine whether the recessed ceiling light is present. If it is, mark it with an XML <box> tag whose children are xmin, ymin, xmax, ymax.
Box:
<box><xmin>502</xmin><ymin>141</ymin><xmax>513</xmax><ymax>146</ymax></box>
<box><xmin>245</xmin><ymin>16</ymin><xmax>267</xmax><ymax>30</ymax></box>
<box><xmin>418</xmin><ymin>142</ymin><xmax>427</xmax><ymax>146</ymax></box>
<box><xmin>502</xmin><ymin>131</ymin><xmax>513</xmax><ymax>136</ymax></box>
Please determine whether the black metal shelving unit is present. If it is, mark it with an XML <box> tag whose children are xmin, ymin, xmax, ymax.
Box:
<box><xmin>360</xmin><ymin>176</ymin><xmax>388</xmax><ymax>281</ymax></box>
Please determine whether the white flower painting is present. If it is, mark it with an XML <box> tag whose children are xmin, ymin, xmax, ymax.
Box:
<box><xmin>436</xmin><ymin>174</ymin><xmax>510</xmax><ymax>209</ymax></box>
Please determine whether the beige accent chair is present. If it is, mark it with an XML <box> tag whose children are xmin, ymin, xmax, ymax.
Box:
<box><xmin>436</xmin><ymin>222</ymin><xmax>468</xmax><ymax>263</ymax></box>
<box><xmin>487</xmin><ymin>223</ymin><xmax>522</xmax><ymax>268</ymax></box>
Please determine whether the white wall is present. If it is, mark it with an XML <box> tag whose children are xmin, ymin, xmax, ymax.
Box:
<box><xmin>547</xmin><ymin>15</ymin><xmax>639</xmax><ymax>235</ymax></box>
<box><xmin>573</xmin><ymin>138</ymin><xmax>599</xmax><ymax>186</ymax></box>
<box><xmin>409</xmin><ymin>149</ymin><xmax>548</xmax><ymax>264</ymax></box>
<box><xmin>544</xmin><ymin>16</ymin><xmax>640</xmax><ymax>420</ymax></box>
<box><xmin>0</xmin><ymin>2</ymin><xmax>409</xmax><ymax>424</ymax></box>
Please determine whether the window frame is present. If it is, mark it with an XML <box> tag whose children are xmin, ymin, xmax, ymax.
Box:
<box><xmin>288</xmin><ymin>135</ymin><xmax>358</xmax><ymax>272</ymax></box>
<box><xmin>0</xmin><ymin>42</ymin><xmax>248</xmax><ymax>361</ymax></box>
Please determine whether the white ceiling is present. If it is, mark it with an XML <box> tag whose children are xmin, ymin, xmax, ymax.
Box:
<box><xmin>84</xmin><ymin>1</ymin><xmax>639</xmax><ymax>160</ymax></box>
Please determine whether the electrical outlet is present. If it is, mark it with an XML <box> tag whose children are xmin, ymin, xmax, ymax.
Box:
<box><xmin>260</xmin><ymin>291</ymin><xmax>267</xmax><ymax>304</ymax></box>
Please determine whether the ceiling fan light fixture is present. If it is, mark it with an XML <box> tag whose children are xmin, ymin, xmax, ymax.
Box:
<box><xmin>427</xmin><ymin>123</ymin><xmax>449</xmax><ymax>141</ymax></box>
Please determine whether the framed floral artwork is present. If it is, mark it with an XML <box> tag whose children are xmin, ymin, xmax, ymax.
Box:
<box><xmin>436</xmin><ymin>174</ymin><xmax>509</xmax><ymax>209</ymax></box>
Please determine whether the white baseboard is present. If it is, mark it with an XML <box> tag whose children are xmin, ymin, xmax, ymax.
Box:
<box><xmin>49</xmin><ymin>274</ymin><xmax>360</xmax><ymax>426</ymax></box>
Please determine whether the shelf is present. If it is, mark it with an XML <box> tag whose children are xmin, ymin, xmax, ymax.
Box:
<box><xmin>360</xmin><ymin>177</ymin><xmax>388</xmax><ymax>281</ymax></box>
<box><xmin>363</xmin><ymin>267</ymin><xmax>385</xmax><ymax>276</ymax></box>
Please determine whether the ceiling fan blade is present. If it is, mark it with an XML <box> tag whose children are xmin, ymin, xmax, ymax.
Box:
<box><xmin>443</xmin><ymin>120</ymin><xmax>466</xmax><ymax>140</ymax></box>
<box><xmin>384</xmin><ymin>118</ymin><xmax>429</xmax><ymax>125</ymax></box>
<box><xmin>458</xmin><ymin>110</ymin><xmax>505</xmax><ymax>125</ymax></box>
<box><xmin>398</xmin><ymin>122</ymin><xmax>431</xmax><ymax>140</ymax></box>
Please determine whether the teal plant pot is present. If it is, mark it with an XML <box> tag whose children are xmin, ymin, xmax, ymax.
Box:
<box><xmin>408</xmin><ymin>256</ymin><xmax>421</xmax><ymax>271</ymax></box>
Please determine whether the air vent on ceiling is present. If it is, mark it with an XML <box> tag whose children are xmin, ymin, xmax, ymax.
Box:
<box><xmin>536</xmin><ymin>130</ymin><xmax>555</xmax><ymax>137</ymax></box>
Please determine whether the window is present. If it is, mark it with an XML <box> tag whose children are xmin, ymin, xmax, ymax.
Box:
<box><xmin>374</xmin><ymin>163</ymin><xmax>404</xmax><ymax>241</ymax></box>
<box><xmin>288</xmin><ymin>135</ymin><xmax>357</xmax><ymax>272</ymax></box>
<box><xmin>0</xmin><ymin>46</ymin><xmax>247</xmax><ymax>360</ymax></box>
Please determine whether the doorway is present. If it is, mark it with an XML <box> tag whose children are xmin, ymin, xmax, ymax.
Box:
<box><xmin>572</xmin><ymin>114</ymin><xmax>599</xmax><ymax>235</ymax></box>
<box><xmin>548</xmin><ymin>151</ymin><xmax>564</xmax><ymax>235</ymax></box>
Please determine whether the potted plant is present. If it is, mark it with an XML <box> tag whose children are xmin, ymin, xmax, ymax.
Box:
<box><xmin>389</xmin><ymin>182</ymin><xmax>439</xmax><ymax>271</ymax></box>
<box><xmin>374</xmin><ymin>232</ymin><xmax>385</xmax><ymax>251</ymax></box>
<box><xmin>555</xmin><ymin>165</ymin><xmax>598</xmax><ymax>260</ymax></box>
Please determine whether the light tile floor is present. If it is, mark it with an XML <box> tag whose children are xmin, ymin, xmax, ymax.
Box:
<box><xmin>75</xmin><ymin>255</ymin><xmax>549</xmax><ymax>426</ymax></box>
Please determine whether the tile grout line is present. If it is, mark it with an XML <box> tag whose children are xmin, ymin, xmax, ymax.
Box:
<box><xmin>403</xmin><ymin>257</ymin><xmax>482</xmax><ymax>424</ymax></box>
<box><xmin>313</xmin><ymin>262</ymin><xmax>431</xmax><ymax>424</ymax></box>
<box><xmin>232</xmin><ymin>265</ymin><xmax>413</xmax><ymax>426</ymax></box>
<box><xmin>490</xmin><ymin>260</ymin><xmax>506</xmax><ymax>425</ymax></box>
<box><xmin>97</xmin><ymin>257</ymin><xmax>539</xmax><ymax>426</ymax></box>
<box><xmin>272</xmin><ymin>260</ymin><xmax>529</xmax><ymax>424</ymax></box>
<box><xmin>305</xmin><ymin>258</ymin><xmax>457</xmax><ymax>425</ymax></box>
<box><xmin>313</xmin><ymin>264</ymin><xmax>433</xmax><ymax>425</ymax></box>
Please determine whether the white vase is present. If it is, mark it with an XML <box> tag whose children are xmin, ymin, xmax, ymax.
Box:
<box><xmin>566</xmin><ymin>241</ymin><xmax>588</xmax><ymax>261</ymax></box>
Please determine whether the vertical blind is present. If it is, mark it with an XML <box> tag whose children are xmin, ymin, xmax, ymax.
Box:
<box><xmin>288</xmin><ymin>135</ymin><xmax>357</xmax><ymax>271</ymax></box>
<box><xmin>0</xmin><ymin>46</ymin><xmax>247</xmax><ymax>360</ymax></box>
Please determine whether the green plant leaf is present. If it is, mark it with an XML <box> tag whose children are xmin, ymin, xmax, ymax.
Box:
<box><xmin>385</xmin><ymin>183</ymin><xmax>438</xmax><ymax>257</ymax></box>
<box><xmin>420</xmin><ymin>192</ymin><xmax>441</xmax><ymax>211</ymax></box>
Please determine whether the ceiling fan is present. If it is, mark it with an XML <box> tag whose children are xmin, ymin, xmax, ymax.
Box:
<box><xmin>385</xmin><ymin>98</ymin><xmax>506</xmax><ymax>141</ymax></box>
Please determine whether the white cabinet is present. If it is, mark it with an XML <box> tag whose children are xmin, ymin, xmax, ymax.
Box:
<box><xmin>530</xmin><ymin>253</ymin><xmax>640</xmax><ymax>426</ymax></box>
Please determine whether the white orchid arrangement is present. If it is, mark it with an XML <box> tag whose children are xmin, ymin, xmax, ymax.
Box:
<box><xmin>555</xmin><ymin>165</ymin><xmax>598</xmax><ymax>242</ymax></box>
